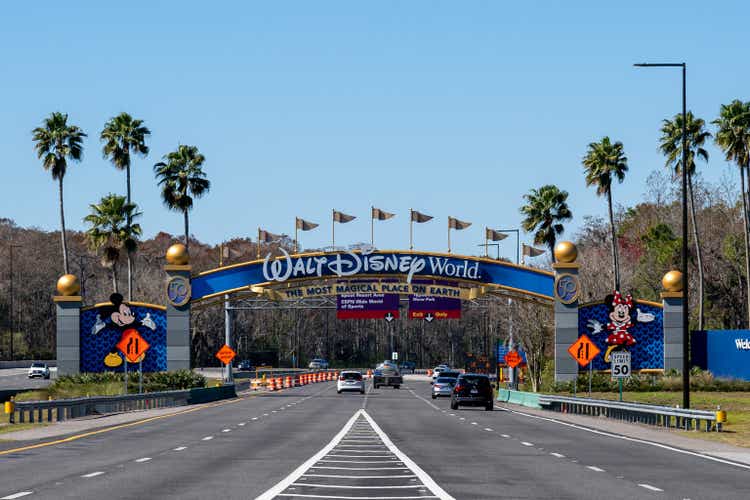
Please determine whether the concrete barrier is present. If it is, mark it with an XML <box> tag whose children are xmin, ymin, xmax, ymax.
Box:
<box><xmin>497</xmin><ymin>388</ymin><xmax>543</xmax><ymax>409</ymax></box>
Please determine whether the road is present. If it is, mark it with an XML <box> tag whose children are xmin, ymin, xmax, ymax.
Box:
<box><xmin>1</xmin><ymin>377</ymin><xmax>749</xmax><ymax>499</ymax></box>
<box><xmin>0</xmin><ymin>368</ymin><xmax>54</xmax><ymax>392</ymax></box>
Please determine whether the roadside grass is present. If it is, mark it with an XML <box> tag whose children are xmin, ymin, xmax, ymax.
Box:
<box><xmin>585</xmin><ymin>391</ymin><xmax>750</xmax><ymax>448</ymax></box>
<box><xmin>13</xmin><ymin>381</ymin><xmax>126</xmax><ymax>402</ymax></box>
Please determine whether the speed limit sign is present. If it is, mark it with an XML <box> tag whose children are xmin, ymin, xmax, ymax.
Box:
<box><xmin>610</xmin><ymin>351</ymin><xmax>631</xmax><ymax>379</ymax></box>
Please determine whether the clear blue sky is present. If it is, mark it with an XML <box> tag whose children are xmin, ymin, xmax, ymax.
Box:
<box><xmin>2</xmin><ymin>1</ymin><xmax>747</xmax><ymax>261</ymax></box>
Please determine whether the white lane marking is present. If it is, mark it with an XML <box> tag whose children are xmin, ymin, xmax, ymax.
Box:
<box><xmin>222</xmin><ymin>429</ymin><xmax>231</xmax><ymax>433</ymax></box>
<box><xmin>291</xmin><ymin>483</ymin><xmax>425</xmax><ymax>489</ymax></box>
<box><xmin>318</xmin><ymin>460</ymin><xmax>403</xmax><ymax>464</ymax></box>
<box><xmin>202</xmin><ymin>436</ymin><xmax>214</xmax><ymax>441</ymax></box>
<box><xmin>449</xmin><ymin>413</ymin><xmax>455</xmax><ymax>416</ymax></box>
<box><xmin>459</xmin><ymin>417</ymin><xmax>465</xmax><ymax>421</ymax></box>
<box><xmin>501</xmin><ymin>434</ymin><xmax>510</xmax><ymax>438</ymax></box>
<box><xmin>550</xmin><ymin>452</ymin><xmax>565</xmax><ymax>458</ymax></box>
<box><xmin>303</xmin><ymin>474</ymin><xmax>418</xmax><ymax>479</ymax></box>
<box><xmin>361</xmin><ymin>410</ymin><xmax>455</xmax><ymax>500</ymax></box>
<box><xmin>173</xmin><ymin>446</ymin><xmax>187</xmax><ymax>451</ymax></box>
<box><xmin>587</xmin><ymin>466</ymin><xmax>605</xmax><ymax>472</ymax></box>
<box><xmin>276</xmin><ymin>495</ymin><xmax>438</xmax><ymax>499</ymax></box>
<box><xmin>263</xmin><ymin>413</ymin><xmax>269</xmax><ymax>416</ymax></box>
<box><xmin>311</xmin><ymin>466</ymin><xmax>410</xmax><ymax>471</ymax></box>
<box><xmin>495</xmin><ymin>405</ymin><xmax>750</xmax><ymax>471</ymax></box>
<box><xmin>639</xmin><ymin>484</ymin><xmax>664</xmax><ymax>492</ymax></box>
<box><xmin>1</xmin><ymin>493</ymin><xmax>34</xmax><ymax>499</ymax></box>
<box><xmin>471</xmin><ymin>422</ymin><xmax>478</xmax><ymax>425</ymax></box>
<box><xmin>521</xmin><ymin>442</ymin><xmax>534</xmax><ymax>447</ymax></box>
<box><xmin>239</xmin><ymin>423</ymin><xmax>246</xmax><ymax>426</ymax></box>
<box><xmin>135</xmin><ymin>457</ymin><xmax>152</xmax><ymax>463</ymax></box>
<box><xmin>484</xmin><ymin>428</ymin><xmax>493</xmax><ymax>432</ymax></box>
<box><xmin>252</xmin><ymin>417</ymin><xmax>259</xmax><ymax>420</ymax></box>
<box><xmin>272</xmin><ymin>410</ymin><xmax>277</xmax><ymax>413</ymax></box>
<box><xmin>327</xmin><ymin>454</ymin><xmax>394</xmax><ymax>458</ymax></box>
<box><xmin>81</xmin><ymin>471</ymin><xmax>105</xmax><ymax>478</ymax></box>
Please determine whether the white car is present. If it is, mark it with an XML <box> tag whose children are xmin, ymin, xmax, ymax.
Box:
<box><xmin>28</xmin><ymin>362</ymin><xmax>50</xmax><ymax>379</ymax></box>
<box><xmin>431</xmin><ymin>365</ymin><xmax>449</xmax><ymax>382</ymax></box>
<box><xmin>337</xmin><ymin>371</ymin><xmax>365</xmax><ymax>394</ymax></box>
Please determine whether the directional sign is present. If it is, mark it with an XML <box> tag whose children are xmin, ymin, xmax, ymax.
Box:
<box><xmin>392</xmin><ymin>352</ymin><xmax>398</xmax><ymax>361</ymax></box>
<box><xmin>384</xmin><ymin>312</ymin><xmax>395</xmax><ymax>323</ymax></box>
<box><xmin>504</xmin><ymin>350</ymin><xmax>523</xmax><ymax>368</ymax></box>
<box><xmin>610</xmin><ymin>351</ymin><xmax>631</xmax><ymax>379</ymax></box>
<box><xmin>216</xmin><ymin>344</ymin><xmax>237</xmax><ymax>365</ymax></box>
<box><xmin>116</xmin><ymin>329</ymin><xmax>150</xmax><ymax>364</ymax></box>
<box><xmin>424</xmin><ymin>313</ymin><xmax>434</xmax><ymax>323</ymax></box>
<box><xmin>567</xmin><ymin>334</ymin><xmax>600</xmax><ymax>367</ymax></box>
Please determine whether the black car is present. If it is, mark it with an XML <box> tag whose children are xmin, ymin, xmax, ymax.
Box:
<box><xmin>237</xmin><ymin>360</ymin><xmax>255</xmax><ymax>371</ymax></box>
<box><xmin>450</xmin><ymin>373</ymin><xmax>493</xmax><ymax>411</ymax></box>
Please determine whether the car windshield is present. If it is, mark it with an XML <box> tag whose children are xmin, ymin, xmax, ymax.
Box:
<box><xmin>435</xmin><ymin>377</ymin><xmax>455</xmax><ymax>384</ymax></box>
<box><xmin>439</xmin><ymin>371</ymin><xmax>460</xmax><ymax>379</ymax></box>
<box><xmin>31</xmin><ymin>363</ymin><xmax>45</xmax><ymax>368</ymax></box>
<box><xmin>459</xmin><ymin>375</ymin><xmax>490</xmax><ymax>388</ymax></box>
<box><xmin>341</xmin><ymin>372</ymin><xmax>362</xmax><ymax>380</ymax></box>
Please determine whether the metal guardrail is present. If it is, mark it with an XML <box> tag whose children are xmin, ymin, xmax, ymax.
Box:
<box><xmin>537</xmin><ymin>394</ymin><xmax>725</xmax><ymax>432</ymax></box>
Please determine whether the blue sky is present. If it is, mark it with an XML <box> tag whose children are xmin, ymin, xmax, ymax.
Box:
<box><xmin>1</xmin><ymin>1</ymin><xmax>747</xmax><ymax>261</ymax></box>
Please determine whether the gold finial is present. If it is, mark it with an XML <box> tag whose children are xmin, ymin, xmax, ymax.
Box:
<box><xmin>662</xmin><ymin>270</ymin><xmax>683</xmax><ymax>292</ymax></box>
<box><xmin>56</xmin><ymin>274</ymin><xmax>80</xmax><ymax>296</ymax></box>
<box><xmin>166</xmin><ymin>243</ymin><xmax>189</xmax><ymax>265</ymax></box>
<box><xmin>554</xmin><ymin>241</ymin><xmax>577</xmax><ymax>263</ymax></box>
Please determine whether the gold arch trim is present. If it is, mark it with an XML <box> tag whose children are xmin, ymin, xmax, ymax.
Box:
<box><xmin>578</xmin><ymin>298</ymin><xmax>663</xmax><ymax>309</ymax></box>
<box><xmin>81</xmin><ymin>301</ymin><xmax>167</xmax><ymax>312</ymax></box>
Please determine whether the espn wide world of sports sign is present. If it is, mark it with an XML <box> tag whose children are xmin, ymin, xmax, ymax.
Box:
<box><xmin>190</xmin><ymin>248</ymin><xmax>554</xmax><ymax>302</ymax></box>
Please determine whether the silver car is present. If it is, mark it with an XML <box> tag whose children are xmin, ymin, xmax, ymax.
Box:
<box><xmin>431</xmin><ymin>376</ymin><xmax>456</xmax><ymax>398</ymax></box>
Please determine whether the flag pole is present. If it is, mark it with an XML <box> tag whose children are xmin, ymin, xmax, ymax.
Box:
<box><xmin>409</xmin><ymin>209</ymin><xmax>413</xmax><ymax>250</ymax></box>
<box><xmin>371</xmin><ymin>206</ymin><xmax>374</xmax><ymax>246</ymax></box>
<box><xmin>331</xmin><ymin>209</ymin><xmax>335</xmax><ymax>250</ymax></box>
<box><xmin>219</xmin><ymin>243</ymin><xmax>224</xmax><ymax>267</ymax></box>
<box><xmin>295</xmin><ymin>220</ymin><xmax>299</xmax><ymax>254</ymax></box>
<box><xmin>485</xmin><ymin>231</ymin><xmax>489</xmax><ymax>258</ymax></box>
<box><xmin>447</xmin><ymin>219</ymin><xmax>451</xmax><ymax>254</ymax></box>
<box><xmin>257</xmin><ymin>227</ymin><xmax>261</xmax><ymax>259</ymax></box>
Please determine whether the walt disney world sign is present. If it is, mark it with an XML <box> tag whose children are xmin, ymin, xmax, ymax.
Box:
<box><xmin>189</xmin><ymin>248</ymin><xmax>555</xmax><ymax>302</ymax></box>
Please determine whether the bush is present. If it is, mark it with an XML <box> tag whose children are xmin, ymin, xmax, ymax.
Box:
<box><xmin>46</xmin><ymin>370</ymin><xmax>206</xmax><ymax>398</ymax></box>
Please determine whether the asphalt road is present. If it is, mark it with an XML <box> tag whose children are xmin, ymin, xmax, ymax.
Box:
<box><xmin>0</xmin><ymin>368</ymin><xmax>54</xmax><ymax>391</ymax></box>
<box><xmin>1</xmin><ymin>378</ymin><xmax>749</xmax><ymax>499</ymax></box>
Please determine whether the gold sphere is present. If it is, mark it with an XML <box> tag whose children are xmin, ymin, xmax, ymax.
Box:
<box><xmin>56</xmin><ymin>274</ymin><xmax>80</xmax><ymax>296</ymax></box>
<box><xmin>554</xmin><ymin>241</ymin><xmax>578</xmax><ymax>263</ymax></box>
<box><xmin>166</xmin><ymin>243</ymin><xmax>189</xmax><ymax>265</ymax></box>
<box><xmin>662</xmin><ymin>270</ymin><xmax>684</xmax><ymax>292</ymax></box>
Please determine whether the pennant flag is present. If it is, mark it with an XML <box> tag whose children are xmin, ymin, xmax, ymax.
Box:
<box><xmin>522</xmin><ymin>244</ymin><xmax>546</xmax><ymax>257</ymax></box>
<box><xmin>258</xmin><ymin>229</ymin><xmax>282</xmax><ymax>243</ymax></box>
<box><xmin>333</xmin><ymin>210</ymin><xmax>356</xmax><ymax>223</ymax></box>
<box><xmin>410</xmin><ymin>210</ymin><xmax>433</xmax><ymax>223</ymax></box>
<box><xmin>448</xmin><ymin>216</ymin><xmax>472</xmax><ymax>230</ymax></box>
<box><xmin>372</xmin><ymin>207</ymin><xmax>395</xmax><ymax>221</ymax></box>
<box><xmin>296</xmin><ymin>217</ymin><xmax>319</xmax><ymax>231</ymax></box>
<box><xmin>485</xmin><ymin>228</ymin><xmax>509</xmax><ymax>241</ymax></box>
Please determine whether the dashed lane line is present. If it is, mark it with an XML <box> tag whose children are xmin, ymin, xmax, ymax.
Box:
<box><xmin>0</xmin><ymin>492</ymin><xmax>34</xmax><ymax>499</ymax></box>
<box><xmin>550</xmin><ymin>452</ymin><xmax>565</xmax><ymax>458</ymax></box>
<box><xmin>202</xmin><ymin>436</ymin><xmax>214</xmax><ymax>441</ymax></box>
<box><xmin>521</xmin><ymin>442</ymin><xmax>534</xmax><ymax>447</ymax></box>
<box><xmin>586</xmin><ymin>466</ymin><xmax>605</xmax><ymax>472</ymax></box>
<box><xmin>639</xmin><ymin>484</ymin><xmax>664</xmax><ymax>492</ymax></box>
<box><xmin>134</xmin><ymin>457</ymin><xmax>152</xmax><ymax>463</ymax></box>
<box><xmin>173</xmin><ymin>446</ymin><xmax>187</xmax><ymax>451</ymax></box>
<box><xmin>81</xmin><ymin>471</ymin><xmax>105</xmax><ymax>478</ymax></box>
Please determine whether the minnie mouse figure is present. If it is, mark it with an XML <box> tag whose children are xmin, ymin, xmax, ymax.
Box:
<box><xmin>587</xmin><ymin>290</ymin><xmax>655</xmax><ymax>361</ymax></box>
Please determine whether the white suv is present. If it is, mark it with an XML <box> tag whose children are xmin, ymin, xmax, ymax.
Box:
<box><xmin>337</xmin><ymin>371</ymin><xmax>365</xmax><ymax>394</ymax></box>
<box><xmin>28</xmin><ymin>362</ymin><xmax>50</xmax><ymax>379</ymax></box>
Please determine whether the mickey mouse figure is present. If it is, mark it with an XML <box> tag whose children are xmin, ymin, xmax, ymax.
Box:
<box><xmin>587</xmin><ymin>290</ymin><xmax>655</xmax><ymax>361</ymax></box>
<box><xmin>91</xmin><ymin>293</ymin><xmax>156</xmax><ymax>367</ymax></box>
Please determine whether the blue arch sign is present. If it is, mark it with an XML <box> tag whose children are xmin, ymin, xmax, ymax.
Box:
<box><xmin>190</xmin><ymin>249</ymin><xmax>554</xmax><ymax>302</ymax></box>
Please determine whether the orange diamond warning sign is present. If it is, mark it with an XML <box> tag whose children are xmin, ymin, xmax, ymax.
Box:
<box><xmin>215</xmin><ymin>344</ymin><xmax>237</xmax><ymax>365</ymax></box>
<box><xmin>504</xmin><ymin>350</ymin><xmax>523</xmax><ymax>368</ymax></box>
<box><xmin>116</xmin><ymin>329</ymin><xmax>150</xmax><ymax>364</ymax></box>
<box><xmin>567</xmin><ymin>334</ymin><xmax>600</xmax><ymax>367</ymax></box>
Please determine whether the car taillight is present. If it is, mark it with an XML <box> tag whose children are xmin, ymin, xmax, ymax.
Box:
<box><xmin>434</xmin><ymin>384</ymin><xmax>441</xmax><ymax>388</ymax></box>
<box><xmin>339</xmin><ymin>376</ymin><xmax>345</xmax><ymax>381</ymax></box>
<box><xmin>454</xmin><ymin>385</ymin><xmax>463</xmax><ymax>392</ymax></box>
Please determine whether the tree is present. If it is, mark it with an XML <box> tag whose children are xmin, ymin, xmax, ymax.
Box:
<box><xmin>153</xmin><ymin>145</ymin><xmax>210</xmax><ymax>251</ymax></box>
<box><xmin>101</xmin><ymin>113</ymin><xmax>150</xmax><ymax>300</ymax></box>
<box><xmin>583</xmin><ymin>136</ymin><xmax>628</xmax><ymax>290</ymax></box>
<box><xmin>713</xmin><ymin>100</ymin><xmax>750</xmax><ymax>326</ymax></box>
<box><xmin>520</xmin><ymin>185</ymin><xmax>572</xmax><ymax>260</ymax></box>
<box><xmin>32</xmin><ymin>112</ymin><xmax>87</xmax><ymax>274</ymax></box>
<box><xmin>83</xmin><ymin>194</ymin><xmax>142</xmax><ymax>293</ymax></box>
<box><xmin>659</xmin><ymin>111</ymin><xmax>711</xmax><ymax>329</ymax></box>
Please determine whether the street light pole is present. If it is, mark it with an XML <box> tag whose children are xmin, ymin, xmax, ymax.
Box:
<box><xmin>634</xmin><ymin>62</ymin><xmax>690</xmax><ymax>409</ymax></box>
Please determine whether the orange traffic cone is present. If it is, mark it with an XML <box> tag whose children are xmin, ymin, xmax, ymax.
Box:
<box><xmin>268</xmin><ymin>378</ymin><xmax>276</xmax><ymax>391</ymax></box>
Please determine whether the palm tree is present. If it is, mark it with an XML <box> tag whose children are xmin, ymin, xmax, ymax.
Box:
<box><xmin>714</xmin><ymin>100</ymin><xmax>750</xmax><ymax>326</ymax></box>
<box><xmin>659</xmin><ymin>111</ymin><xmax>712</xmax><ymax>329</ymax></box>
<box><xmin>101</xmin><ymin>113</ymin><xmax>150</xmax><ymax>300</ymax></box>
<box><xmin>153</xmin><ymin>145</ymin><xmax>210</xmax><ymax>250</ymax></box>
<box><xmin>520</xmin><ymin>185</ymin><xmax>573</xmax><ymax>260</ymax></box>
<box><xmin>582</xmin><ymin>136</ymin><xmax>628</xmax><ymax>290</ymax></box>
<box><xmin>32</xmin><ymin>112</ymin><xmax>87</xmax><ymax>274</ymax></box>
<box><xmin>83</xmin><ymin>194</ymin><xmax>142</xmax><ymax>293</ymax></box>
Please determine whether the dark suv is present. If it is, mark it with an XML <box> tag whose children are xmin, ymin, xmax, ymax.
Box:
<box><xmin>450</xmin><ymin>373</ymin><xmax>493</xmax><ymax>411</ymax></box>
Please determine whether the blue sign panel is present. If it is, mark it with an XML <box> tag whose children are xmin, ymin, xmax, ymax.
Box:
<box><xmin>80</xmin><ymin>303</ymin><xmax>167</xmax><ymax>373</ymax></box>
<box><xmin>191</xmin><ymin>249</ymin><xmax>554</xmax><ymax>302</ymax></box>
<box><xmin>691</xmin><ymin>330</ymin><xmax>750</xmax><ymax>380</ymax></box>
<box><xmin>578</xmin><ymin>301</ymin><xmax>664</xmax><ymax>371</ymax></box>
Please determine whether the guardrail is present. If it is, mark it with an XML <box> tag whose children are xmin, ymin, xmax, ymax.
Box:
<box><xmin>6</xmin><ymin>385</ymin><xmax>238</xmax><ymax>424</ymax></box>
<box><xmin>498</xmin><ymin>389</ymin><xmax>726</xmax><ymax>432</ymax></box>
